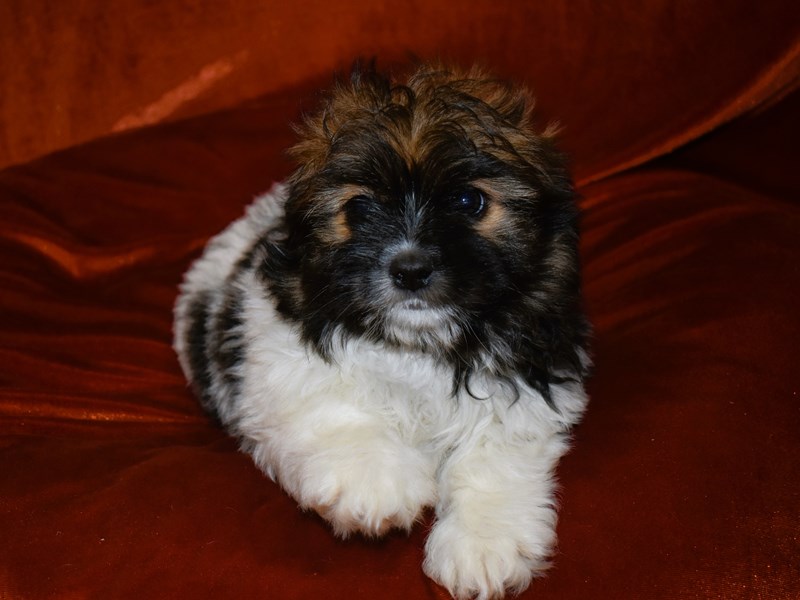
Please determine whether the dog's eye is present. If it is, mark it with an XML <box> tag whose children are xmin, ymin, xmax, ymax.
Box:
<box><xmin>344</xmin><ymin>195</ymin><xmax>374</xmax><ymax>223</ymax></box>
<box><xmin>450</xmin><ymin>189</ymin><xmax>486</xmax><ymax>216</ymax></box>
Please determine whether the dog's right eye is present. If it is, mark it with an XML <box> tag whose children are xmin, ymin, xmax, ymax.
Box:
<box><xmin>344</xmin><ymin>194</ymin><xmax>375</xmax><ymax>224</ymax></box>
<box><xmin>344</xmin><ymin>195</ymin><xmax>374</xmax><ymax>224</ymax></box>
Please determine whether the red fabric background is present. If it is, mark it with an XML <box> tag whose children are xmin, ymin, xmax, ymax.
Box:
<box><xmin>1</xmin><ymin>0</ymin><xmax>798</xmax><ymax>180</ymax></box>
<box><xmin>1</xmin><ymin>1</ymin><xmax>798</xmax><ymax>598</ymax></box>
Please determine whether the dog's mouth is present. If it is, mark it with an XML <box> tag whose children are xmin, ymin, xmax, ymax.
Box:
<box><xmin>381</xmin><ymin>299</ymin><xmax>460</xmax><ymax>349</ymax></box>
<box><xmin>388</xmin><ymin>299</ymin><xmax>446</xmax><ymax>323</ymax></box>
<box><xmin>398</xmin><ymin>298</ymin><xmax>430</xmax><ymax>311</ymax></box>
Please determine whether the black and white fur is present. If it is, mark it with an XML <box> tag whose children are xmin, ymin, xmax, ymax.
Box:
<box><xmin>174</xmin><ymin>64</ymin><xmax>590</xmax><ymax>600</ymax></box>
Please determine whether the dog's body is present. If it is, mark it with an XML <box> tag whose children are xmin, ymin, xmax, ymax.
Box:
<box><xmin>174</xmin><ymin>64</ymin><xmax>590</xmax><ymax>599</ymax></box>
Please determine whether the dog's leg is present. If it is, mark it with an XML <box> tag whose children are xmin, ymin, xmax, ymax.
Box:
<box><xmin>244</xmin><ymin>406</ymin><xmax>438</xmax><ymax>538</ymax></box>
<box><xmin>423</xmin><ymin>428</ymin><xmax>569</xmax><ymax>599</ymax></box>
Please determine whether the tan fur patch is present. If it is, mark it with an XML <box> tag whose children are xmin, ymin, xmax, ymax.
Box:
<box><xmin>472</xmin><ymin>179</ymin><xmax>532</xmax><ymax>241</ymax></box>
<box><xmin>314</xmin><ymin>184</ymin><xmax>373</xmax><ymax>245</ymax></box>
<box><xmin>324</xmin><ymin>211</ymin><xmax>351</xmax><ymax>244</ymax></box>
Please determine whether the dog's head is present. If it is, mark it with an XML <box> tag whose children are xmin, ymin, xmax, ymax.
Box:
<box><xmin>262</xmin><ymin>63</ymin><xmax>588</xmax><ymax>403</ymax></box>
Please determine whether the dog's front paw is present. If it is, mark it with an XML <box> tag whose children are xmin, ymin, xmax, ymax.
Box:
<box><xmin>298</xmin><ymin>443</ymin><xmax>437</xmax><ymax>537</ymax></box>
<box><xmin>423</xmin><ymin>513</ymin><xmax>551</xmax><ymax>600</ymax></box>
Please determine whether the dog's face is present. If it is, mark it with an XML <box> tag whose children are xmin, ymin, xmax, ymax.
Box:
<box><xmin>264</xmin><ymin>64</ymin><xmax>586</xmax><ymax>395</ymax></box>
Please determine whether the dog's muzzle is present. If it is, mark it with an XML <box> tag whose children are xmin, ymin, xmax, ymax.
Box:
<box><xmin>377</xmin><ymin>245</ymin><xmax>461</xmax><ymax>347</ymax></box>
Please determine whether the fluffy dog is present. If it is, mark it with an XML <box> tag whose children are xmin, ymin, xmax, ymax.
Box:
<box><xmin>173</xmin><ymin>63</ymin><xmax>590</xmax><ymax>599</ymax></box>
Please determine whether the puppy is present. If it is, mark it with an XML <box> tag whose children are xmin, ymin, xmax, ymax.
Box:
<box><xmin>174</xmin><ymin>63</ymin><xmax>590</xmax><ymax>599</ymax></box>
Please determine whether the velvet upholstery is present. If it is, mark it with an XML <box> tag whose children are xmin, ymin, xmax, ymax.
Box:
<box><xmin>1</xmin><ymin>1</ymin><xmax>798</xmax><ymax>598</ymax></box>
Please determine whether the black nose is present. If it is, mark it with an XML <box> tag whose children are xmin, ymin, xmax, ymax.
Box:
<box><xmin>389</xmin><ymin>250</ymin><xmax>434</xmax><ymax>291</ymax></box>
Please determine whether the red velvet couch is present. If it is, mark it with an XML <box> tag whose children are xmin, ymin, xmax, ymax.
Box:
<box><xmin>1</xmin><ymin>2</ymin><xmax>798</xmax><ymax>598</ymax></box>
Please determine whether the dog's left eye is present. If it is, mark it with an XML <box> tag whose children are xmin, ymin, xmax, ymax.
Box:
<box><xmin>450</xmin><ymin>189</ymin><xmax>486</xmax><ymax>216</ymax></box>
